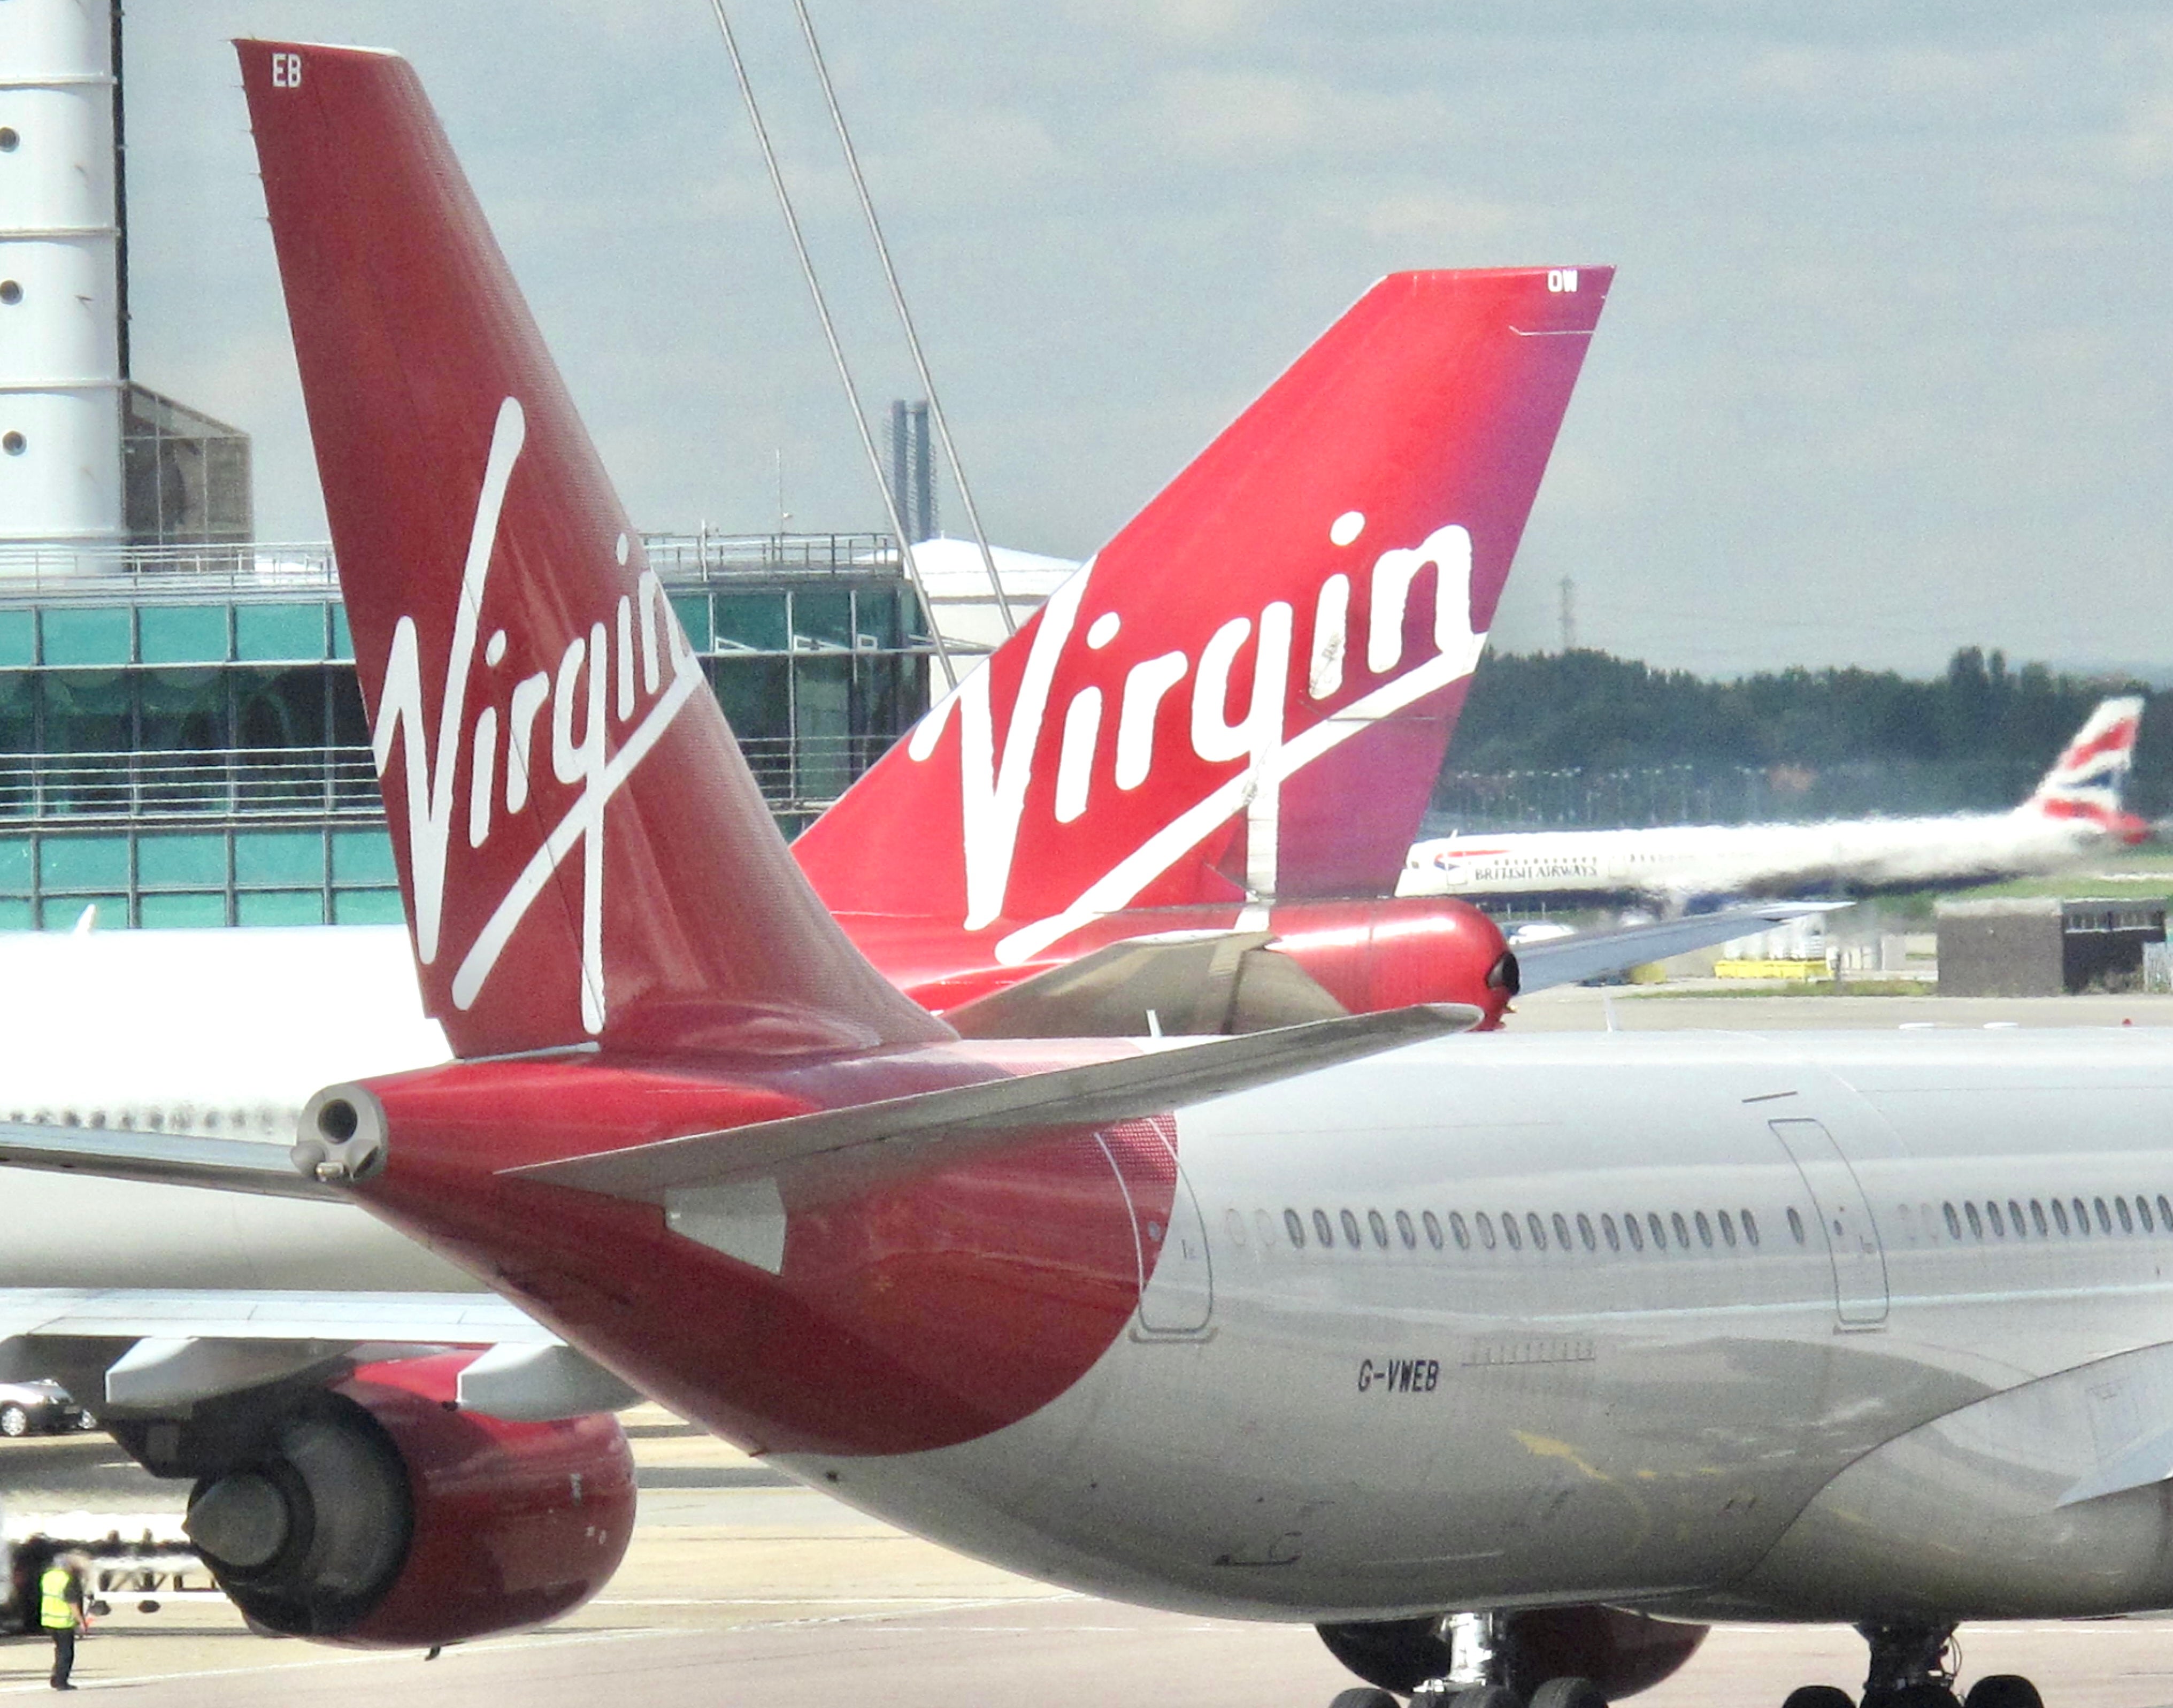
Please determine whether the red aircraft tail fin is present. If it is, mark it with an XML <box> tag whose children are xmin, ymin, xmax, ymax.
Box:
<box><xmin>795</xmin><ymin>267</ymin><xmax>1608</xmax><ymax>959</ymax></box>
<box><xmin>240</xmin><ymin>41</ymin><xmax>947</xmax><ymax>1061</ymax></box>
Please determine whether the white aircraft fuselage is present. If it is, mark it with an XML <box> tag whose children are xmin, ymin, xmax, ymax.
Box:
<box><xmin>773</xmin><ymin>1027</ymin><xmax>2173</xmax><ymax>1626</ymax></box>
<box><xmin>0</xmin><ymin>927</ymin><xmax>468</xmax><ymax>1292</ymax></box>
<box><xmin>1400</xmin><ymin>809</ymin><xmax>2117</xmax><ymax>907</ymax></box>
<box><xmin>12</xmin><ymin>924</ymin><xmax>2173</xmax><ymax>1631</ymax></box>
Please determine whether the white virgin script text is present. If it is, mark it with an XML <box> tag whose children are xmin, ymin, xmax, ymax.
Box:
<box><xmin>906</xmin><ymin>512</ymin><xmax>1484</xmax><ymax>956</ymax></box>
<box><xmin>370</xmin><ymin>396</ymin><xmax>704</xmax><ymax>1034</ymax></box>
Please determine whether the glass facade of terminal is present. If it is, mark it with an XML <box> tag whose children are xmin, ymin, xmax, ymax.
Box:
<box><xmin>0</xmin><ymin>535</ymin><xmax>935</xmax><ymax>929</ymax></box>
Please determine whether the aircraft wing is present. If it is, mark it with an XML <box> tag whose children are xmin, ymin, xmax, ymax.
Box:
<box><xmin>1514</xmin><ymin>902</ymin><xmax>1850</xmax><ymax>993</ymax></box>
<box><xmin>0</xmin><ymin>1288</ymin><xmax>552</xmax><ymax>1346</ymax></box>
<box><xmin>0</xmin><ymin>1288</ymin><xmax>636</xmax><ymax>1420</ymax></box>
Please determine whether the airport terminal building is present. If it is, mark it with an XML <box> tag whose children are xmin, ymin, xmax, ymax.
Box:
<box><xmin>0</xmin><ymin>534</ymin><xmax>936</xmax><ymax>929</ymax></box>
<box><xmin>0</xmin><ymin>11</ymin><xmax>1036</xmax><ymax>931</ymax></box>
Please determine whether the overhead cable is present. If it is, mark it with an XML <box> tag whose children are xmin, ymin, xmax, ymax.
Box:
<box><xmin>701</xmin><ymin>0</ymin><xmax>957</xmax><ymax>688</ymax></box>
<box><xmin>787</xmin><ymin>0</ymin><xmax>1016</xmax><ymax>636</ymax></box>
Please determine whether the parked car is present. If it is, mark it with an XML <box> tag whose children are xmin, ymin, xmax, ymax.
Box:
<box><xmin>0</xmin><ymin>1380</ymin><xmax>95</xmax><ymax>1437</ymax></box>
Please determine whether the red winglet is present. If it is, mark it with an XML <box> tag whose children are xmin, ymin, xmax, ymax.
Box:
<box><xmin>240</xmin><ymin>41</ymin><xmax>948</xmax><ymax>1061</ymax></box>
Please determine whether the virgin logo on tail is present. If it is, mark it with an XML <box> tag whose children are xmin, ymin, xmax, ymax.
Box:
<box><xmin>371</xmin><ymin>397</ymin><xmax>705</xmax><ymax>1033</ymax></box>
<box><xmin>909</xmin><ymin>510</ymin><xmax>1488</xmax><ymax>963</ymax></box>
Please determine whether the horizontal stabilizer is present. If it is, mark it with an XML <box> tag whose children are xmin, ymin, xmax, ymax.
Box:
<box><xmin>510</xmin><ymin>1002</ymin><xmax>1478</xmax><ymax>1201</ymax></box>
<box><xmin>1516</xmin><ymin>903</ymin><xmax>1850</xmax><ymax>993</ymax></box>
<box><xmin>0</xmin><ymin>1123</ymin><xmax>341</xmax><ymax>1202</ymax></box>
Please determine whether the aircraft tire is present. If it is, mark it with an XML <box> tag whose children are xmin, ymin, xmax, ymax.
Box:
<box><xmin>1963</xmin><ymin>1680</ymin><xmax>2041</xmax><ymax>1708</ymax></box>
<box><xmin>1330</xmin><ymin>1691</ymin><xmax>1400</xmax><ymax>1708</ymax></box>
<box><xmin>1529</xmin><ymin>1677</ymin><xmax>1608</xmax><ymax>1708</ymax></box>
<box><xmin>1782</xmin><ymin>1684</ymin><xmax>1855</xmax><ymax>1708</ymax></box>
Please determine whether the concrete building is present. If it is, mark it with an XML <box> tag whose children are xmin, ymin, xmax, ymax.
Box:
<box><xmin>0</xmin><ymin>0</ymin><xmax>126</xmax><ymax>552</ymax></box>
<box><xmin>1936</xmin><ymin>896</ymin><xmax>2168</xmax><ymax>997</ymax></box>
<box><xmin>0</xmin><ymin>0</ymin><xmax>256</xmax><ymax>575</ymax></box>
<box><xmin>907</xmin><ymin>536</ymin><xmax>1078</xmax><ymax>652</ymax></box>
<box><xmin>0</xmin><ymin>10</ymin><xmax>996</xmax><ymax>929</ymax></box>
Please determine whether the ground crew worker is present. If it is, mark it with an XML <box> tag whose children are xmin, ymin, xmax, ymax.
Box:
<box><xmin>38</xmin><ymin>1553</ymin><xmax>85</xmax><ymax>1690</ymax></box>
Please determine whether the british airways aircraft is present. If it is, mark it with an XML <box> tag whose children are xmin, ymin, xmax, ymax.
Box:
<box><xmin>10</xmin><ymin>45</ymin><xmax>2171</xmax><ymax>1708</ymax></box>
<box><xmin>1400</xmin><ymin>698</ymin><xmax>2148</xmax><ymax>911</ymax></box>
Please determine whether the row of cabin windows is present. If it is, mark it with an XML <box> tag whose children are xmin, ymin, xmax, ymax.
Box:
<box><xmin>1906</xmin><ymin>1195</ymin><xmax>2171</xmax><ymax>1242</ymax></box>
<box><xmin>1255</xmin><ymin>1204</ymin><xmax>1785</xmax><ymax>1257</ymax></box>
<box><xmin>1234</xmin><ymin>1193</ymin><xmax>2173</xmax><ymax>1261</ymax></box>
<box><xmin>4</xmin><ymin>1105</ymin><xmax>296</xmax><ymax>1137</ymax></box>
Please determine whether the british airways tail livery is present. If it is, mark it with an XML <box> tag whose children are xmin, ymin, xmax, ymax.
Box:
<box><xmin>1402</xmin><ymin>695</ymin><xmax>2149</xmax><ymax>909</ymax></box>
<box><xmin>795</xmin><ymin>267</ymin><xmax>1609</xmax><ymax>958</ymax></box>
<box><xmin>2023</xmin><ymin>695</ymin><xmax>2147</xmax><ymax>834</ymax></box>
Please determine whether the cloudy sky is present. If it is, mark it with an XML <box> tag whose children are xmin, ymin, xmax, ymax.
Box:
<box><xmin>126</xmin><ymin>2</ymin><xmax>2173</xmax><ymax>674</ymax></box>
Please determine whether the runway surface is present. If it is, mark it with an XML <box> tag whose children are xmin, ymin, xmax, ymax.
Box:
<box><xmin>9</xmin><ymin>1414</ymin><xmax>2173</xmax><ymax>1706</ymax></box>
<box><xmin>16</xmin><ymin>1604</ymin><xmax>2173</xmax><ymax>1708</ymax></box>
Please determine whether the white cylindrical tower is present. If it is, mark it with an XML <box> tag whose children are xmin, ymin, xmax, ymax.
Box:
<box><xmin>0</xmin><ymin>0</ymin><xmax>122</xmax><ymax>558</ymax></box>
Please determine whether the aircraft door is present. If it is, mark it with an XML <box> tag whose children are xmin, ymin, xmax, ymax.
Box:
<box><xmin>1770</xmin><ymin>1118</ymin><xmax>1888</xmax><ymax>1326</ymax></box>
<box><xmin>1099</xmin><ymin>1116</ymin><xmax>1214</xmax><ymax>1335</ymax></box>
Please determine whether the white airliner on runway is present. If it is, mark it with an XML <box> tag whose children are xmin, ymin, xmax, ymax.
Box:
<box><xmin>1400</xmin><ymin>697</ymin><xmax>2148</xmax><ymax>909</ymax></box>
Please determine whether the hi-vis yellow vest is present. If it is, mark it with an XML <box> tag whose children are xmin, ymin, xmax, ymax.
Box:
<box><xmin>38</xmin><ymin>1566</ymin><xmax>72</xmax><ymax>1629</ymax></box>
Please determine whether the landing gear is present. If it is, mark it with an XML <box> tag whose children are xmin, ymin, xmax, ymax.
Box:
<box><xmin>1315</xmin><ymin>1612</ymin><xmax>1607</xmax><ymax>1708</ymax></box>
<box><xmin>1859</xmin><ymin>1621</ymin><xmax>1960</xmax><ymax>1708</ymax></box>
<box><xmin>1774</xmin><ymin>1622</ymin><xmax>2045</xmax><ymax>1708</ymax></box>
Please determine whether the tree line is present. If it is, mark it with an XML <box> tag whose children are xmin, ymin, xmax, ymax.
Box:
<box><xmin>1444</xmin><ymin>648</ymin><xmax>2170</xmax><ymax>820</ymax></box>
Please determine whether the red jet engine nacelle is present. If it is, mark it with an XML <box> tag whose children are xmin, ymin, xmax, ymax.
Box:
<box><xmin>1265</xmin><ymin>896</ymin><xmax>1520</xmax><ymax>1022</ymax></box>
<box><xmin>181</xmin><ymin>1352</ymin><xmax>634</xmax><ymax>1648</ymax></box>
